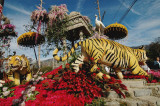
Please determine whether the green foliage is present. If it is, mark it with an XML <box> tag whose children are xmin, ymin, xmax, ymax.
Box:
<box><xmin>43</xmin><ymin>17</ymin><xmax>70</xmax><ymax>56</ymax></box>
<box><xmin>0</xmin><ymin>80</ymin><xmax>15</xmax><ymax>98</ymax></box>
<box><xmin>85</xmin><ymin>98</ymin><xmax>105</xmax><ymax>106</ymax></box>
<box><xmin>68</xmin><ymin>51</ymin><xmax>81</xmax><ymax>64</ymax></box>
<box><xmin>148</xmin><ymin>74</ymin><xmax>154</xmax><ymax>82</ymax></box>
<box><xmin>120</xmin><ymin>102</ymin><xmax>127</xmax><ymax>106</ymax></box>
<box><xmin>26</xmin><ymin>91</ymin><xmax>39</xmax><ymax>101</ymax></box>
<box><xmin>3</xmin><ymin>80</ymin><xmax>16</xmax><ymax>88</ymax></box>
<box><xmin>40</xmin><ymin>66</ymin><xmax>53</xmax><ymax>74</ymax></box>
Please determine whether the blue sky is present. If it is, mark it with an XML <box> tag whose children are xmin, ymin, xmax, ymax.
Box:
<box><xmin>2</xmin><ymin>0</ymin><xmax>160</xmax><ymax>60</ymax></box>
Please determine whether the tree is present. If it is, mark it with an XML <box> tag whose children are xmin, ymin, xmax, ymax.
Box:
<box><xmin>147</xmin><ymin>42</ymin><xmax>160</xmax><ymax>61</ymax></box>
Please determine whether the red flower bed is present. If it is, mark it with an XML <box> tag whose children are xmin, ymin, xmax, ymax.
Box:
<box><xmin>0</xmin><ymin>65</ymin><xmax>127</xmax><ymax>106</ymax></box>
<box><xmin>29</xmin><ymin>66</ymin><xmax>102</xmax><ymax>105</ymax></box>
<box><xmin>0</xmin><ymin>84</ymin><xmax>28</xmax><ymax>105</ymax></box>
<box><xmin>124</xmin><ymin>74</ymin><xmax>159</xmax><ymax>83</ymax></box>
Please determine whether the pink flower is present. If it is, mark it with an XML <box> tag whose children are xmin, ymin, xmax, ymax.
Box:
<box><xmin>31</xmin><ymin>86</ymin><xmax>36</xmax><ymax>91</ymax></box>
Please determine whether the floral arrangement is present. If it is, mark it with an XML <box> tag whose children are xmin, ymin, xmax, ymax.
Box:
<box><xmin>0</xmin><ymin>24</ymin><xmax>17</xmax><ymax>37</ymax></box>
<box><xmin>44</xmin><ymin>4</ymin><xmax>70</xmax><ymax>53</ymax></box>
<box><xmin>0</xmin><ymin>24</ymin><xmax>15</xmax><ymax>30</ymax></box>
<box><xmin>17</xmin><ymin>31</ymin><xmax>45</xmax><ymax>47</ymax></box>
<box><xmin>148</xmin><ymin>70</ymin><xmax>160</xmax><ymax>78</ymax></box>
<box><xmin>0</xmin><ymin>57</ymin><xmax>127</xmax><ymax>105</ymax></box>
<box><xmin>89</xmin><ymin>32</ymin><xmax>109</xmax><ymax>39</ymax></box>
<box><xmin>0</xmin><ymin>80</ymin><xmax>15</xmax><ymax>99</ymax></box>
<box><xmin>31</xmin><ymin>6</ymin><xmax>48</xmax><ymax>25</ymax></box>
<box><xmin>123</xmin><ymin>74</ymin><xmax>159</xmax><ymax>83</ymax></box>
<box><xmin>48</xmin><ymin>4</ymin><xmax>68</xmax><ymax>26</ymax></box>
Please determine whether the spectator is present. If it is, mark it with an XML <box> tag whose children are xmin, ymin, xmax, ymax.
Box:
<box><xmin>154</xmin><ymin>57</ymin><xmax>160</xmax><ymax>69</ymax></box>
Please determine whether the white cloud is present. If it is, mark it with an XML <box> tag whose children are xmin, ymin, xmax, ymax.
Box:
<box><xmin>118</xmin><ymin>0</ymin><xmax>141</xmax><ymax>15</ymax></box>
<box><xmin>118</xmin><ymin>0</ymin><xmax>160</xmax><ymax>47</ymax></box>
<box><xmin>118</xmin><ymin>18</ymin><xmax>160</xmax><ymax>47</ymax></box>
<box><xmin>76</xmin><ymin>0</ymin><xmax>85</xmax><ymax>12</ymax></box>
<box><xmin>133</xmin><ymin>18</ymin><xmax>160</xmax><ymax>33</ymax></box>
<box><xmin>5</xmin><ymin>3</ymin><xmax>31</xmax><ymax>15</ymax></box>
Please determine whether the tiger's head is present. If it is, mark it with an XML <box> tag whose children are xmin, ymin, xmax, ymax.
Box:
<box><xmin>136</xmin><ymin>46</ymin><xmax>148</xmax><ymax>62</ymax></box>
<box><xmin>8</xmin><ymin>55</ymin><xmax>29</xmax><ymax>73</ymax></box>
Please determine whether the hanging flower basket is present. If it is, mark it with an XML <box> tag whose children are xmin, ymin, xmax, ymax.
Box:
<box><xmin>0</xmin><ymin>24</ymin><xmax>17</xmax><ymax>38</ymax></box>
<box><xmin>17</xmin><ymin>31</ymin><xmax>45</xmax><ymax>47</ymax></box>
<box><xmin>48</xmin><ymin>4</ymin><xmax>68</xmax><ymax>26</ymax></box>
<box><xmin>31</xmin><ymin>6</ymin><xmax>48</xmax><ymax>25</ymax></box>
<box><xmin>104</xmin><ymin>22</ymin><xmax>128</xmax><ymax>40</ymax></box>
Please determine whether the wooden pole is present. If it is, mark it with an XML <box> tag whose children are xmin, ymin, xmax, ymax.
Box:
<box><xmin>37</xmin><ymin>0</ymin><xmax>43</xmax><ymax>69</ymax></box>
<box><xmin>33</xmin><ymin>46</ymin><xmax>39</xmax><ymax>68</ymax></box>
<box><xmin>97</xmin><ymin>0</ymin><xmax>101</xmax><ymax>21</ymax></box>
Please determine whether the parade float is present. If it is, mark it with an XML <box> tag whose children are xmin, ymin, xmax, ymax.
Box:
<box><xmin>0</xmin><ymin>0</ymin><xmax>160</xmax><ymax>106</ymax></box>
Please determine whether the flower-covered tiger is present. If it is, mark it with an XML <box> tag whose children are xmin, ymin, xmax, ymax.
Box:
<box><xmin>7</xmin><ymin>55</ymin><xmax>32</xmax><ymax>85</ymax></box>
<box><xmin>53</xmin><ymin>38</ymin><xmax>148</xmax><ymax>79</ymax></box>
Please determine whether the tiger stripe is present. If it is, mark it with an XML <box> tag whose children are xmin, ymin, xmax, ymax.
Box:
<box><xmin>53</xmin><ymin>38</ymin><xmax>148</xmax><ymax>77</ymax></box>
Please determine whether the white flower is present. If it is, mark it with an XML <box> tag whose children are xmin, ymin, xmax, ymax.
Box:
<box><xmin>40</xmin><ymin>77</ymin><xmax>44</xmax><ymax>81</ymax></box>
<box><xmin>39</xmin><ymin>72</ymin><xmax>43</xmax><ymax>75</ymax></box>
<box><xmin>27</xmin><ymin>93</ymin><xmax>32</xmax><ymax>97</ymax></box>
<box><xmin>0</xmin><ymin>80</ymin><xmax>5</xmax><ymax>84</ymax></box>
<box><xmin>20</xmin><ymin>101</ymin><xmax>25</xmax><ymax>106</ymax></box>
<box><xmin>2</xmin><ymin>87</ymin><xmax>8</xmax><ymax>92</ymax></box>
<box><xmin>31</xmin><ymin>86</ymin><xmax>36</xmax><ymax>91</ymax></box>
<box><xmin>30</xmin><ymin>78</ymin><xmax>35</xmax><ymax>82</ymax></box>
<box><xmin>35</xmin><ymin>79</ymin><xmax>40</xmax><ymax>82</ymax></box>
<box><xmin>0</xmin><ymin>83</ymin><xmax>3</xmax><ymax>87</ymax></box>
<box><xmin>3</xmin><ymin>91</ymin><xmax>10</xmax><ymax>96</ymax></box>
<box><xmin>21</xmin><ymin>91</ymin><xmax>24</xmax><ymax>94</ymax></box>
<box><xmin>33</xmin><ymin>75</ymin><xmax>38</xmax><ymax>78</ymax></box>
<box><xmin>37</xmin><ymin>76</ymin><xmax>41</xmax><ymax>80</ymax></box>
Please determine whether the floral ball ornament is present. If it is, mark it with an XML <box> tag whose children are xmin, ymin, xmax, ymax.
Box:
<box><xmin>17</xmin><ymin>31</ymin><xmax>45</xmax><ymax>47</ymax></box>
<box><xmin>104</xmin><ymin>22</ymin><xmax>128</xmax><ymax>40</ymax></box>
